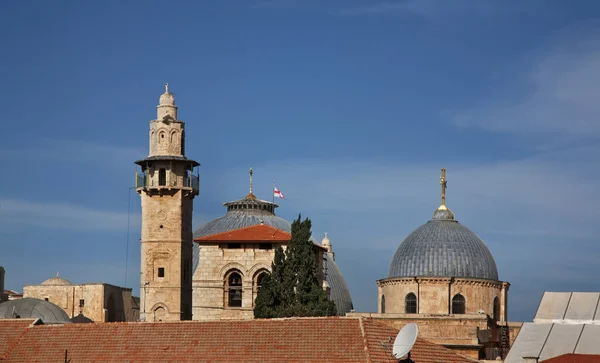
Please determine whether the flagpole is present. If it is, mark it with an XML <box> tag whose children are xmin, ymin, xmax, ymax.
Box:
<box><xmin>272</xmin><ymin>180</ymin><xmax>275</xmax><ymax>205</ymax></box>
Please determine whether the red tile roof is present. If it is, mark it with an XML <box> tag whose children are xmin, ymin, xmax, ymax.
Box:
<box><xmin>542</xmin><ymin>354</ymin><xmax>600</xmax><ymax>363</ymax></box>
<box><xmin>0</xmin><ymin>317</ymin><xmax>475</xmax><ymax>363</ymax></box>
<box><xmin>194</xmin><ymin>223</ymin><xmax>292</xmax><ymax>242</ymax></box>
<box><xmin>0</xmin><ymin>319</ymin><xmax>36</xmax><ymax>359</ymax></box>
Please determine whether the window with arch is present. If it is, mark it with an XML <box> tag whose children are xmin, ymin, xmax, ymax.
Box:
<box><xmin>225</xmin><ymin>270</ymin><xmax>243</xmax><ymax>308</ymax></box>
<box><xmin>381</xmin><ymin>295</ymin><xmax>386</xmax><ymax>313</ymax></box>
<box><xmin>405</xmin><ymin>293</ymin><xmax>417</xmax><ymax>314</ymax></box>
<box><xmin>493</xmin><ymin>296</ymin><xmax>500</xmax><ymax>321</ymax></box>
<box><xmin>452</xmin><ymin>294</ymin><xmax>466</xmax><ymax>314</ymax></box>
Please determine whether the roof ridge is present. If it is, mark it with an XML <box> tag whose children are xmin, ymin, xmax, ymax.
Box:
<box><xmin>194</xmin><ymin>223</ymin><xmax>291</xmax><ymax>241</ymax></box>
<box><xmin>358</xmin><ymin>317</ymin><xmax>373</xmax><ymax>363</ymax></box>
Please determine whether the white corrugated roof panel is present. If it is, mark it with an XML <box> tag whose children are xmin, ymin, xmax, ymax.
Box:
<box><xmin>564</xmin><ymin>292</ymin><xmax>600</xmax><ymax>322</ymax></box>
<box><xmin>538</xmin><ymin>324</ymin><xmax>584</xmax><ymax>361</ymax></box>
<box><xmin>504</xmin><ymin>323</ymin><xmax>553</xmax><ymax>363</ymax></box>
<box><xmin>534</xmin><ymin>292</ymin><xmax>572</xmax><ymax>322</ymax></box>
<box><xmin>574</xmin><ymin>324</ymin><xmax>600</xmax><ymax>354</ymax></box>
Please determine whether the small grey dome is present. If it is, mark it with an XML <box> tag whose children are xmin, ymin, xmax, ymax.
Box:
<box><xmin>193</xmin><ymin>195</ymin><xmax>354</xmax><ymax>315</ymax></box>
<box><xmin>159</xmin><ymin>84</ymin><xmax>175</xmax><ymax>106</ymax></box>
<box><xmin>71</xmin><ymin>313</ymin><xmax>94</xmax><ymax>323</ymax></box>
<box><xmin>41</xmin><ymin>276</ymin><xmax>72</xmax><ymax>286</ymax></box>
<box><xmin>0</xmin><ymin>297</ymin><xmax>72</xmax><ymax>324</ymax></box>
<box><xmin>389</xmin><ymin>209</ymin><xmax>498</xmax><ymax>281</ymax></box>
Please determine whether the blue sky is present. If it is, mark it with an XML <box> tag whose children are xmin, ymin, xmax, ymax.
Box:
<box><xmin>2</xmin><ymin>0</ymin><xmax>600</xmax><ymax>322</ymax></box>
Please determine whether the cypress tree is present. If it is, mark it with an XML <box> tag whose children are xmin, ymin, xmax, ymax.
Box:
<box><xmin>254</xmin><ymin>214</ymin><xmax>337</xmax><ymax>318</ymax></box>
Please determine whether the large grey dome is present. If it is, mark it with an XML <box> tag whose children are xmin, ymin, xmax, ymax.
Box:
<box><xmin>389</xmin><ymin>208</ymin><xmax>499</xmax><ymax>281</ymax></box>
<box><xmin>0</xmin><ymin>298</ymin><xmax>72</xmax><ymax>324</ymax></box>
<box><xmin>193</xmin><ymin>195</ymin><xmax>354</xmax><ymax>315</ymax></box>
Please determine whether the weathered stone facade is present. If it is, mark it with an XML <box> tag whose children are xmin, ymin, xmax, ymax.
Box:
<box><xmin>135</xmin><ymin>84</ymin><xmax>199</xmax><ymax>322</ymax></box>
<box><xmin>23</xmin><ymin>278</ymin><xmax>138</xmax><ymax>322</ymax></box>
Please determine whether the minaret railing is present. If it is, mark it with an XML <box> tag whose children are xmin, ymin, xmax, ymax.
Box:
<box><xmin>135</xmin><ymin>171</ymin><xmax>199</xmax><ymax>193</ymax></box>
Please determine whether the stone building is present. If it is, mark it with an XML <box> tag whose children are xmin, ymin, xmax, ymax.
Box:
<box><xmin>135</xmin><ymin>84</ymin><xmax>200</xmax><ymax>322</ymax></box>
<box><xmin>349</xmin><ymin>169</ymin><xmax>514</xmax><ymax>360</ymax></box>
<box><xmin>191</xmin><ymin>172</ymin><xmax>354</xmax><ymax>320</ymax></box>
<box><xmin>22</xmin><ymin>275</ymin><xmax>138</xmax><ymax>322</ymax></box>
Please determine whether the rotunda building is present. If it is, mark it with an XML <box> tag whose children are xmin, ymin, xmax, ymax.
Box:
<box><xmin>377</xmin><ymin>169</ymin><xmax>509</xmax><ymax>322</ymax></box>
<box><xmin>191</xmin><ymin>170</ymin><xmax>353</xmax><ymax>320</ymax></box>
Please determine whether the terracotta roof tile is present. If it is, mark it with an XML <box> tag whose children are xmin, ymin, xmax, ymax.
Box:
<box><xmin>0</xmin><ymin>317</ymin><xmax>476</xmax><ymax>363</ymax></box>
<box><xmin>542</xmin><ymin>354</ymin><xmax>600</xmax><ymax>363</ymax></box>
<box><xmin>0</xmin><ymin>319</ymin><xmax>36</xmax><ymax>359</ymax></box>
<box><xmin>194</xmin><ymin>223</ymin><xmax>292</xmax><ymax>242</ymax></box>
<box><xmin>360</xmin><ymin>318</ymin><xmax>476</xmax><ymax>363</ymax></box>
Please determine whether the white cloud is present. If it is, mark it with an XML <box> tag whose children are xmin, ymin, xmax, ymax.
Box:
<box><xmin>0</xmin><ymin>199</ymin><xmax>140</xmax><ymax>231</ymax></box>
<box><xmin>453</xmin><ymin>34</ymin><xmax>600</xmax><ymax>138</ymax></box>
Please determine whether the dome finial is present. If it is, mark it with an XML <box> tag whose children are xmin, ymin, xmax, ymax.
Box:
<box><xmin>246</xmin><ymin>167</ymin><xmax>256</xmax><ymax>199</ymax></box>
<box><xmin>165</xmin><ymin>82</ymin><xmax>169</xmax><ymax>94</ymax></box>
<box><xmin>433</xmin><ymin>168</ymin><xmax>455</xmax><ymax>220</ymax></box>
<box><xmin>439</xmin><ymin>168</ymin><xmax>447</xmax><ymax>209</ymax></box>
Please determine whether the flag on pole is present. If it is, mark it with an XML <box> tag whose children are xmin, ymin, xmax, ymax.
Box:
<box><xmin>273</xmin><ymin>187</ymin><xmax>285</xmax><ymax>199</ymax></box>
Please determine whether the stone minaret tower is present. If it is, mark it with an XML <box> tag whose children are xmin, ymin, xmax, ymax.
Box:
<box><xmin>135</xmin><ymin>84</ymin><xmax>200</xmax><ymax>321</ymax></box>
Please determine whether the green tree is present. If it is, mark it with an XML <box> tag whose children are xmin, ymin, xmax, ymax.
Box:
<box><xmin>254</xmin><ymin>215</ymin><xmax>337</xmax><ymax>318</ymax></box>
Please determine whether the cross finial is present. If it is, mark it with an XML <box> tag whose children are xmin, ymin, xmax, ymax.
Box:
<box><xmin>164</xmin><ymin>83</ymin><xmax>169</xmax><ymax>93</ymax></box>
<box><xmin>440</xmin><ymin>168</ymin><xmax>447</xmax><ymax>207</ymax></box>
<box><xmin>246</xmin><ymin>167</ymin><xmax>256</xmax><ymax>199</ymax></box>
<box><xmin>249</xmin><ymin>167</ymin><xmax>253</xmax><ymax>194</ymax></box>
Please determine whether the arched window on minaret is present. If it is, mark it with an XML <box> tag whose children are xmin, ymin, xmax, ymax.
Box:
<box><xmin>381</xmin><ymin>295</ymin><xmax>386</xmax><ymax>313</ymax></box>
<box><xmin>158</xmin><ymin>169</ymin><xmax>166</xmax><ymax>186</ymax></box>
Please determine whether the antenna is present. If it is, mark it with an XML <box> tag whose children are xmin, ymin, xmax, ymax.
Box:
<box><xmin>392</xmin><ymin>323</ymin><xmax>418</xmax><ymax>362</ymax></box>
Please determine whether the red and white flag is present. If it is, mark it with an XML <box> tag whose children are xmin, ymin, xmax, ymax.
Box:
<box><xmin>273</xmin><ymin>187</ymin><xmax>285</xmax><ymax>199</ymax></box>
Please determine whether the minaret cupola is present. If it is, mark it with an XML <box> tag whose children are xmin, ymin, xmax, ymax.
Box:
<box><xmin>157</xmin><ymin>83</ymin><xmax>177</xmax><ymax>120</ymax></box>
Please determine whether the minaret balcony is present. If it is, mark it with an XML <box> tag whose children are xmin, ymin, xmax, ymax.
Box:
<box><xmin>135</xmin><ymin>172</ymin><xmax>199</xmax><ymax>194</ymax></box>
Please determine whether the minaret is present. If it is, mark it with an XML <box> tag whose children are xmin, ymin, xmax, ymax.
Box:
<box><xmin>135</xmin><ymin>84</ymin><xmax>200</xmax><ymax>321</ymax></box>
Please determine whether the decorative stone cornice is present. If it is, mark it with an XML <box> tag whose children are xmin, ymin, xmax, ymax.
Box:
<box><xmin>377</xmin><ymin>276</ymin><xmax>506</xmax><ymax>289</ymax></box>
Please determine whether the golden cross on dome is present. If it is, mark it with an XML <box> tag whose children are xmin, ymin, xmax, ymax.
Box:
<box><xmin>440</xmin><ymin>168</ymin><xmax>447</xmax><ymax>207</ymax></box>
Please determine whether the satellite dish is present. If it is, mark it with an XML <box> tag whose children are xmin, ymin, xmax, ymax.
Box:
<box><xmin>392</xmin><ymin>323</ymin><xmax>418</xmax><ymax>360</ymax></box>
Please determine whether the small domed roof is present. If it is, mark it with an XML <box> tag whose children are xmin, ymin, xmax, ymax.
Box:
<box><xmin>41</xmin><ymin>275</ymin><xmax>72</xmax><ymax>286</ymax></box>
<box><xmin>159</xmin><ymin>83</ymin><xmax>175</xmax><ymax>106</ymax></box>
<box><xmin>0</xmin><ymin>298</ymin><xmax>71</xmax><ymax>324</ymax></box>
<box><xmin>71</xmin><ymin>313</ymin><xmax>94</xmax><ymax>324</ymax></box>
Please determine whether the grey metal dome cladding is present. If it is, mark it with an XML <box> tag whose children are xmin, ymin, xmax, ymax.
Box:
<box><xmin>0</xmin><ymin>297</ymin><xmax>72</xmax><ymax>324</ymax></box>
<box><xmin>193</xmin><ymin>197</ymin><xmax>354</xmax><ymax>315</ymax></box>
<box><xmin>389</xmin><ymin>217</ymin><xmax>499</xmax><ymax>281</ymax></box>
